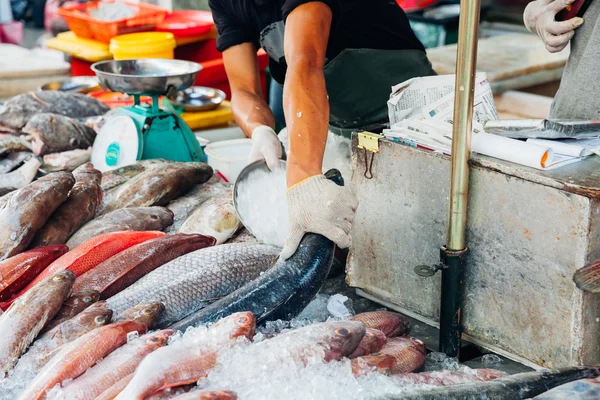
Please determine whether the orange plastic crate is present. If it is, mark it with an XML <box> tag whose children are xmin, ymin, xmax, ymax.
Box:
<box><xmin>58</xmin><ymin>1</ymin><xmax>167</xmax><ymax>43</ymax></box>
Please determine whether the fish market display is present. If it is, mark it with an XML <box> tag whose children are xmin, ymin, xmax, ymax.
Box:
<box><xmin>0</xmin><ymin>91</ymin><xmax>108</xmax><ymax>133</ymax></box>
<box><xmin>165</xmin><ymin>175</ymin><xmax>228</xmax><ymax>234</ymax></box>
<box><xmin>170</xmin><ymin>234</ymin><xmax>334</xmax><ymax>331</ymax></box>
<box><xmin>107</xmin><ymin>243</ymin><xmax>279</xmax><ymax>327</ymax></box>
<box><xmin>392</xmin><ymin>369</ymin><xmax>506</xmax><ymax>386</ymax></box>
<box><xmin>114</xmin><ymin>302</ymin><xmax>164</xmax><ymax>329</ymax></box>
<box><xmin>389</xmin><ymin>366</ymin><xmax>600</xmax><ymax>400</ymax></box>
<box><xmin>18</xmin><ymin>320</ymin><xmax>147</xmax><ymax>400</ymax></box>
<box><xmin>172</xmin><ymin>391</ymin><xmax>238</xmax><ymax>400</ymax></box>
<box><xmin>0</xmin><ymin>171</ymin><xmax>74</xmax><ymax>260</ymax></box>
<box><xmin>0</xmin><ymin>271</ymin><xmax>74</xmax><ymax>375</ymax></box>
<box><xmin>23</xmin><ymin>114</ymin><xmax>96</xmax><ymax>156</ymax></box>
<box><xmin>40</xmin><ymin>148</ymin><xmax>91</xmax><ymax>173</ymax></box>
<box><xmin>100</xmin><ymin>162</ymin><xmax>214</xmax><ymax>215</ymax></box>
<box><xmin>116</xmin><ymin>312</ymin><xmax>256</xmax><ymax>400</ymax></box>
<box><xmin>0</xmin><ymin>157</ymin><xmax>42</xmax><ymax>196</ymax></box>
<box><xmin>29</xmin><ymin>163</ymin><xmax>103</xmax><ymax>248</ymax></box>
<box><xmin>348</xmin><ymin>328</ymin><xmax>387</xmax><ymax>359</ymax></box>
<box><xmin>41</xmin><ymin>289</ymin><xmax>101</xmax><ymax>333</ymax></box>
<box><xmin>0</xmin><ymin>134</ymin><xmax>31</xmax><ymax>156</ymax></box>
<box><xmin>179</xmin><ymin>188</ymin><xmax>240</xmax><ymax>244</ymax></box>
<box><xmin>20</xmin><ymin>231</ymin><xmax>166</xmax><ymax>295</ymax></box>
<box><xmin>67</xmin><ymin>207</ymin><xmax>174</xmax><ymax>248</ymax></box>
<box><xmin>350</xmin><ymin>311</ymin><xmax>412</xmax><ymax>338</ymax></box>
<box><xmin>96</xmin><ymin>373</ymin><xmax>134</xmax><ymax>400</ymax></box>
<box><xmin>0</xmin><ymin>245</ymin><xmax>68</xmax><ymax>302</ymax></box>
<box><xmin>378</xmin><ymin>337</ymin><xmax>426</xmax><ymax>374</ymax></box>
<box><xmin>533</xmin><ymin>378</ymin><xmax>600</xmax><ymax>399</ymax></box>
<box><xmin>73</xmin><ymin>234</ymin><xmax>216</xmax><ymax>299</ymax></box>
<box><xmin>100</xmin><ymin>159</ymin><xmax>172</xmax><ymax>192</ymax></box>
<box><xmin>0</xmin><ymin>151</ymin><xmax>32</xmax><ymax>174</ymax></box>
<box><xmin>58</xmin><ymin>330</ymin><xmax>173</xmax><ymax>400</ymax></box>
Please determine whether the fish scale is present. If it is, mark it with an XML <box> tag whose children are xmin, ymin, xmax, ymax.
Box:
<box><xmin>106</xmin><ymin>244</ymin><xmax>279</xmax><ymax>327</ymax></box>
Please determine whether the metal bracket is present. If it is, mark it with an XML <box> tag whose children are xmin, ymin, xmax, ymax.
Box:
<box><xmin>357</xmin><ymin>131</ymin><xmax>382</xmax><ymax>179</ymax></box>
<box><xmin>414</xmin><ymin>246</ymin><xmax>468</xmax><ymax>278</ymax></box>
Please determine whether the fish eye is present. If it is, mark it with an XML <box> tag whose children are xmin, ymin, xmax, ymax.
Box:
<box><xmin>150</xmin><ymin>215</ymin><xmax>158</xmax><ymax>220</ymax></box>
<box><xmin>83</xmin><ymin>296</ymin><xmax>93</xmax><ymax>303</ymax></box>
<box><xmin>371</xmin><ymin>352</ymin><xmax>383</xmax><ymax>357</ymax></box>
<box><xmin>142</xmin><ymin>308</ymin><xmax>152</xmax><ymax>315</ymax></box>
<box><xmin>53</xmin><ymin>275</ymin><xmax>65</xmax><ymax>282</ymax></box>
<box><xmin>95</xmin><ymin>316</ymin><xmax>105</xmax><ymax>324</ymax></box>
<box><xmin>487</xmin><ymin>373</ymin><xmax>502</xmax><ymax>380</ymax></box>
<box><xmin>366</xmin><ymin>331</ymin><xmax>374</xmax><ymax>337</ymax></box>
<box><xmin>237</xmin><ymin>316</ymin><xmax>249</xmax><ymax>325</ymax></box>
<box><xmin>335</xmin><ymin>328</ymin><xmax>350</xmax><ymax>337</ymax></box>
<box><xmin>148</xmin><ymin>337</ymin><xmax>160</xmax><ymax>343</ymax></box>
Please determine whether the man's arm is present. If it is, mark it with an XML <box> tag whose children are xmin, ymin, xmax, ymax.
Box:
<box><xmin>283</xmin><ymin>2</ymin><xmax>332</xmax><ymax>187</ymax></box>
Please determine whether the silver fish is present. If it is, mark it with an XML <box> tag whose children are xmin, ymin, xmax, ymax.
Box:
<box><xmin>0</xmin><ymin>152</ymin><xmax>33</xmax><ymax>174</ymax></box>
<box><xmin>41</xmin><ymin>148</ymin><xmax>91</xmax><ymax>173</ymax></box>
<box><xmin>0</xmin><ymin>157</ymin><xmax>41</xmax><ymax>197</ymax></box>
<box><xmin>106</xmin><ymin>243</ymin><xmax>279</xmax><ymax>327</ymax></box>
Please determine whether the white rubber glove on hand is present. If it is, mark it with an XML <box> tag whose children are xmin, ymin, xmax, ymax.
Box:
<box><xmin>523</xmin><ymin>0</ymin><xmax>584</xmax><ymax>53</ymax></box>
<box><xmin>248</xmin><ymin>126</ymin><xmax>283</xmax><ymax>171</ymax></box>
<box><xmin>280</xmin><ymin>175</ymin><xmax>358</xmax><ymax>260</ymax></box>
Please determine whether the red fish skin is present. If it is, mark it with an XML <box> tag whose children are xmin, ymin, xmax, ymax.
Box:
<box><xmin>72</xmin><ymin>233</ymin><xmax>216</xmax><ymax>298</ymax></box>
<box><xmin>379</xmin><ymin>336</ymin><xmax>427</xmax><ymax>374</ymax></box>
<box><xmin>96</xmin><ymin>373</ymin><xmax>134</xmax><ymax>400</ymax></box>
<box><xmin>18</xmin><ymin>320</ymin><xmax>148</xmax><ymax>400</ymax></box>
<box><xmin>171</xmin><ymin>391</ymin><xmax>238</xmax><ymax>400</ymax></box>
<box><xmin>348</xmin><ymin>328</ymin><xmax>387</xmax><ymax>359</ymax></box>
<box><xmin>0</xmin><ymin>245</ymin><xmax>68</xmax><ymax>302</ymax></box>
<box><xmin>351</xmin><ymin>352</ymin><xmax>397</xmax><ymax>377</ymax></box>
<box><xmin>350</xmin><ymin>311</ymin><xmax>412</xmax><ymax>338</ymax></box>
<box><xmin>2</xmin><ymin>231</ymin><xmax>165</xmax><ymax>310</ymax></box>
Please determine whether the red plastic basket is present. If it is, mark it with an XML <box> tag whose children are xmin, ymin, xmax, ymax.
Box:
<box><xmin>58</xmin><ymin>1</ymin><xmax>168</xmax><ymax>43</ymax></box>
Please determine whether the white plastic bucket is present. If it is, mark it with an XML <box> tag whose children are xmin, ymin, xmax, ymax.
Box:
<box><xmin>204</xmin><ymin>138</ymin><xmax>252</xmax><ymax>182</ymax></box>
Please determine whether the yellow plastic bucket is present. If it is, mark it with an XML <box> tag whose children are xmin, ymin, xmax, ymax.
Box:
<box><xmin>109</xmin><ymin>32</ymin><xmax>176</xmax><ymax>60</ymax></box>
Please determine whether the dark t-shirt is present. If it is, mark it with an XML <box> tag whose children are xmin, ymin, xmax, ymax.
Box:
<box><xmin>208</xmin><ymin>0</ymin><xmax>426</xmax><ymax>84</ymax></box>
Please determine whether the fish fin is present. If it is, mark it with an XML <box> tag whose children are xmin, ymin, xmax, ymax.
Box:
<box><xmin>154</xmin><ymin>378</ymin><xmax>201</xmax><ymax>393</ymax></box>
<box><xmin>574</xmin><ymin>260</ymin><xmax>600</xmax><ymax>293</ymax></box>
<box><xmin>257</xmin><ymin>293</ymin><xmax>297</xmax><ymax>323</ymax></box>
<box><xmin>18</xmin><ymin>315</ymin><xmax>48</xmax><ymax>357</ymax></box>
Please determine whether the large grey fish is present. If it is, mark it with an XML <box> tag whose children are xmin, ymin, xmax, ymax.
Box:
<box><xmin>106</xmin><ymin>243</ymin><xmax>280</xmax><ymax>327</ymax></box>
<box><xmin>533</xmin><ymin>378</ymin><xmax>600</xmax><ymax>399</ymax></box>
<box><xmin>164</xmin><ymin>174</ymin><xmax>228</xmax><ymax>234</ymax></box>
<box><xmin>22</xmin><ymin>113</ymin><xmax>97</xmax><ymax>156</ymax></box>
<box><xmin>0</xmin><ymin>157</ymin><xmax>41</xmax><ymax>196</ymax></box>
<box><xmin>100</xmin><ymin>159</ymin><xmax>173</xmax><ymax>192</ymax></box>
<box><xmin>0</xmin><ymin>171</ymin><xmax>75</xmax><ymax>260</ymax></box>
<box><xmin>0</xmin><ymin>134</ymin><xmax>31</xmax><ymax>156</ymax></box>
<box><xmin>99</xmin><ymin>162</ymin><xmax>213</xmax><ymax>215</ymax></box>
<box><xmin>380</xmin><ymin>366</ymin><xmax>600</xmax><ymax>400</ymax></box>
<box><xmin>0</xmin><ymin>152</ymin><xmax>33</xmax><ymax>174</ymax></box>
<box><xmin>29</xmin><ymin>163</ymin><xmax>103</xmax><ymax>248</ymax></box>
<box><xmin>0</xmin><ymin>91</ymin><xmax>109</xmax><ymax>133</ymax></box>
<box><xmin>169</xmin><ymin>171</ymin><xmax>342</xmax><ymax>331</ymax></box>
<box><xmin>0</xmin><ymin>270</ymin><xmax>74</xmax><ymax>375</ymax></box>
<box><xmin>40</xmin><ymin>148</ymin><xmax>91</xmax><ymax>173</ymax></box>
<box><xmin>66</xmin><ymin>207</ymin><xmax>174</xmax><ymax>248</ymax></box>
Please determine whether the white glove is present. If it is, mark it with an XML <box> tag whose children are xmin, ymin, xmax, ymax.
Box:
<box><xmin>248</xmin><ymin>126</ymin><xmax>283</xmax><ymax>171</ymax></box>
<box><xmin>523</xmin><ymin>0</ymin><xmax>584</xmax><ymax>53</ymax></box>
<box><xmin>280</xmin><ymin>174</ymin><xmax>358</xmax><ymax>260</ymax></box>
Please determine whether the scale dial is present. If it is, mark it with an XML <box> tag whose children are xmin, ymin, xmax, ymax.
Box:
<box><xmin>91</xmin><ymin>115</ymin><xmax>142</xmax><ymax>172</ymax></box>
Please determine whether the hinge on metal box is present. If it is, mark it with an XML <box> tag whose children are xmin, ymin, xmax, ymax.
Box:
<box><xmin>357</xmin><ymin>131</ymin><xmax>382</xmax><ymax>179</ymax></box>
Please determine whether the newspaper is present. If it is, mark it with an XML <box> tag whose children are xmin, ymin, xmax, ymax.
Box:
<box><xmin>387</xmin><ymin>73</ymin><xmax>498</xmax><ymax>125</ymax></box>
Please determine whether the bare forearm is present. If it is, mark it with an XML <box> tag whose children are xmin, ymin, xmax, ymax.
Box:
<box><xmin>284</xmin><ymin>63</ymin><xmax>329</xmax><ymax>187</ymax></box>
<box><xmin>231</xmin><ymin>89</ymin><xmax>275</xmax><ymax>138</ymax></box>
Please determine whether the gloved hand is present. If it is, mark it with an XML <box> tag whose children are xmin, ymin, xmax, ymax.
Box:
<box><xmin>248</xmin><ymin>126</ymin><xmax>283</xmax><ymax>171</ymax></box>
<box><xmin>280</xmin><ymin>175</ymin><xmax>358</xmax><ymax>260</ymax></box>
<box><xmin>523</xmin><ymin>0</ymin><xmax>584</xmax><ymax>53</ymax></box>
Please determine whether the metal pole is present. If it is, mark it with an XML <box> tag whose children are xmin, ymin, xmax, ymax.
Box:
<box><xmin>439</xmin><ymin>0</ymin><xmax>481</xmax><ymax>358</ymax></box>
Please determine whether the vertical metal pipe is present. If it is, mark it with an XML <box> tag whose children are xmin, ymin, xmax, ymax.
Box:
<box><xmin>439</xmin><ymin>0</ymin><xmax>481</xmax><ymax>358</ymax></box>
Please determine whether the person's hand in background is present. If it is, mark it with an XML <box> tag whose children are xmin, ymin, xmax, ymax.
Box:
<box><xmin>523</xmin><ymin>0</ymin><xmax>584</xmax><ymax>52</ymax></box>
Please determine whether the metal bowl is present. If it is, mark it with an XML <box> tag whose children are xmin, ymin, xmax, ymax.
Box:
<box><xmin>91</xmin><ymin>59</ymin><xmax>202</xmax><ymax>96</ymax></box>
<box><xmin>171</xmin><ymin>86</ymin><xmax>226</xmax><ymax>112</ymax></box>
<box><xmin>39</xmin><ymin>77</ymin><xmax>100</xmax><ymax>94</ymax></box>
<box><xmin>233</xmin><ymin>159</ymin><xmax>287</xmax><ymax>239</ymax></box>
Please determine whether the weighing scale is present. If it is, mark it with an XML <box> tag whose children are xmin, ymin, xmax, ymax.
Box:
<box><xmin>90</xmin><ymin>59</ymin><xmax>207</xmax><ymax>172</ymax></box>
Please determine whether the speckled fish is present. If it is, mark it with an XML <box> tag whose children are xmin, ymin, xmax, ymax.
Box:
<box><xmin>172</xmin><ymin>391</ymin><xmax>238</xmax><ymax>400</ymax></box>
<box><xmin>392</xmin><ymin>369</ymin><xmax>506</xmax><ymax>385</ymax></box>
<box><xmin>378</xmin><ymin>337</ymin><xmax>426</xmax><ymax>374</ymax></box>
<box><xmin>29</xmin><ymin>163</ymin><xmax>103</xmax><ymax>248</ymax></box>
<box><xmin>0</xmin><ymin>271</ymin><xmax>74</xmax><ymax>376</ymax></box>
<box><xmin>348</xmin><ymin>328</ymin><xmax>387</xmax><ymax>359</ymax></box>
<box><xmin>106</xmin><ymin>243</ymin><xmax>279</xmax><ymax>327</ymax></box>
<box><xmin>99</xmin><ymin>162</ymin><xmax>213</xmax><ymax>215</ymax></box>
<box><xmin>41</xmin><ymin>290</ymin><xmax>101</xmax><ymax>333</ymax></box>
<box><xmin>392</xmin><ymin>367</ymin><xmax>600</xmax><ymax>400</ymax></box>
<box><xmin>96</xmin><ymin>373</ymin><xmax>134</xmax><ymax>400</ymax></box>
<box><xmin>0</xmin><ymin>171</ymin><xmax>74</xmax><ymax>260</ymax></box>
<box><xmin>22</xmin><ymin>301</ymin><xmax>112</xmax><ymax>368</ymax></box>
<box><xmin>350</xmin><ymin>311</ymin><xmax>412</xmax><ymax>338</ymax></box>
<box><xmin>0</xmin><ymin>151</ymin><xmax>32</xmax><ymax>174</ymax></box>
<box><xmin>179</xmin><ymin>188</ymin><xmax>240</xmax><ymax>244</ymax></box>
<box><xmin>40</xmin><ymin>148</ymin><xmax>91</xmax><ymax>173</ymax></box>
<box><xmin>67</xmin><ymin>207</ymin><xmax>174</xmax><ymax>249</ymax></box>
<box><xmin>72</xmin><ymin>234</ymin><xmax>216</xmax><ymax>299</ymax></box>
<box><xmin>113</xmin><ymin>302</ymin><xmax>165</xmax><ymax>330</ymax></box>
<box><xmin>23</xmin><ymin>113</ymin><xmax>97</xmax><ymax>156</ymax></box>
<box><xmin>116</xmin><ymin>312</ymin><xmax>256</xmax><ymax>400</ymax></box>
<box><xmin>0</xmin><ymin>245</ymin><xmax>68</xmax><ymax>302</ymax></box>
<box><xmin>0</xmin><ymin>157</ymin><xmax>42</xmax><ymax>196</ymax></box>
<box><xmin>100</xmin><ymin>159</ymin><xmax>173</xmax><ymax>192</ymax></box>
<box><xmin>533</xmin><ymin>377</ymin><xmax>600</xmax><ymax>399</ymax></box>
<box><xmin>59</xmin><ymin>330</ymin><xmax>173</xmax><ymax>400</ymax></box>
<box><xmin>0</xmin><ymin>91</ymin><xmax>108</xmax><ymax>133</ymax></box>
<box><xmin>164</xmin><ymin>175</ymin><xmax>228</xmax><ymax>234</ymax></box>
<box><xmin>0</xmin><ymin>134</ymin><xmax>31</xmax><ymax>156</ymax></box>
